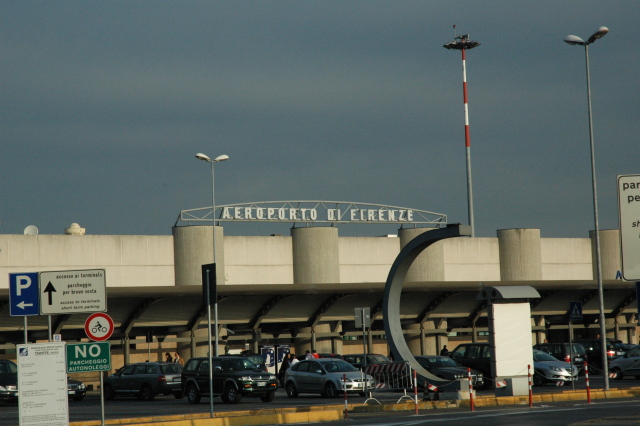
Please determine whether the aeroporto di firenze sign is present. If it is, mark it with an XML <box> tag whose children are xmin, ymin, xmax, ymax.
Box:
<box><xmin>179</xmin><ymin>201</ymin><xmax>447</xmax><ymax>225</ymax></box>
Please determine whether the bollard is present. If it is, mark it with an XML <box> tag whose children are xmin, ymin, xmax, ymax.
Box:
<box><xmin>584</xmin><ymin>362</ymin><xmax>591</xmax><ymax>404</ymax></box>
<box><xmin>468</xmin><ymin>367</ymin><xmax>474</xmax><ymax>412</ymax></box>
<box><xmin>343</xmin><ymin>374</ymin><xmax>348</xmax><ymax>419</ymax></box>
<box><xmin>413</xmin><ymin>369</ymin><xmax>419</xmax><ymax>415</ymax></box>
<box><xmin>528</xmin><ymin>364</ymin><xmax>533</xmax><ymax>407</ymax></box>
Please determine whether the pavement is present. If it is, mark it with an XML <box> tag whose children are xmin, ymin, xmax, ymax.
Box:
<box><xmin>68</xmin><ymin>387</ymin><xmax>640</xmax><ymax>426</ymax></box>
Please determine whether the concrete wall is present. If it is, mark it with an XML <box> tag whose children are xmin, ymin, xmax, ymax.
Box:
<box><xmin>0</xmin><ymin>227</ymin><xmax>599</xmax><ymax>289</ymax></box>
<box><xmin>0</xmin><ymin>234</ymin><xmax>174</xmax><ymax>288</ymax></box>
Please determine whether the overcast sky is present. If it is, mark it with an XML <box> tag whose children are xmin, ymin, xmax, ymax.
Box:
<box><xmin>2</xmin><ymin>1</ymin><xmax>638</xmax><ymax>239</ymax></box>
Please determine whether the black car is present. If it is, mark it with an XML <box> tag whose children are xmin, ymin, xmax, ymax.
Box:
<box><xmin>448</xmin><ymin>343</ymin><xmax>491</xmax><ymax>379</ymax></box>
<box><xmin>181</xmin><ymin>356</ymin><xmax>277</xmax><ymax>404</ymax></box>
<box><xmin>533</xmin><ymin>342</ymin><xmax>586</xmax><ymax>370</ymax></box>
<box><xmin>222</xmin><ymin>352</ymin><xmax>267</xmax><ymax>372</ymax></box>
<box><xmin>0</xmin><ymin>360</ymin><xmax>18</xmax><ymax>402</ymax></box>
<box><xmin>104</xmin><ymin>362</ymin><xmax>183</xmax><ymax>400</ymax></box>
<box><xmin>575</xmin><ymin>339</ymin><xmax>630</xmax><ymax>372</ymax></box>
<box><xmin>67</xmin><ymin>378</ymin><xmax>87</xmax><ymax>401</ymax></box>
<box><xmin>414</xmin><ymin>355</ymin><xmax>485</xmax><ymax>389</ymax></box>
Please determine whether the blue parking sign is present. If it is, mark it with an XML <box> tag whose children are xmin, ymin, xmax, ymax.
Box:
<box><xmin>9</xmin><ymin>273</ymin><xmax>40</xmax><ymax>316</ymax></box>
<box><xmin>569</xmin><ymin>301</ymin><xmax>583</xmax><ymax>322</ymax></box>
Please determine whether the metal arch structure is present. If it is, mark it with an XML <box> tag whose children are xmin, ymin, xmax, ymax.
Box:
<box><xmin>383</xmin><ymin>224</ymin><xmax>472</xmax><ymax>385</ymax></box>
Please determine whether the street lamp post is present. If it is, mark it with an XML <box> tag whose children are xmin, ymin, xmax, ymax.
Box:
<box><xmin>563</xmin><ymin>26</ymin><xmax>609</xmax><ymax>390</ymax></box>
<box><xmin>195</xmin><ymin>152</ymin><xmax>229</xmax><ymax>416</ymax></box>
<box><xmin>444</xmin><ymin>31</ymin><xmax>481</xmax><ymax>237</ymax></box>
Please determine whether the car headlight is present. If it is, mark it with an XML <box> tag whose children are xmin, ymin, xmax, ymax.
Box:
<box><xmin>240</xmin><ymin>376</ymin><xmax>253</xmax><ymax>381</ymax></box>
<box><xmin>0</xmin><ymin>386</ymin><xmax>5</xmax><ymax>391</ymax></box>
<box><xmin>549</xmin><ymin>366</ymin><xmax>562</xmax><ymax>372</ymax></box>
<box><xmin>268</xmin><ymin>375</ymin><xmax>276</xmax><ymax>381</ymax></box>
<box><xmin>455</xmin><ymin>374</ymin><xmax>464</xmax><ymax>379</ymax></box>
<box><xmin>78</xmin><ymin>384</ymin><xmax>86</xmax><ymax>390</ymax></box>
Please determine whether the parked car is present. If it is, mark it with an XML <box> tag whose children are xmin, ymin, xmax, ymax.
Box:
<box><xmin>448</xmin><ymin>343</ymin><xmax>491</xmax><ymax>379</ymax></box>
<box><xmin>284</xmin><ymin>358</ymin><xmax>374</xmax><ymax>398</ymax></box>
<box><xmin>104</xmin><ymin>362</ymin><xmax>183</xmax><ymax>401</ymax></box>
<box><xmin>532</xmin><ymin>349</ymin><xmax>578</xmax><ymax>386</ymax></box>
<box><xmin>343</xmin><ymin>354</ymin><xmax>391</xmax><ymax>371</ymax></box>
<box><xmin>0</xmin><ymin>360</ymin><xmax>18</xmax><ymax>402</ymax></box>
<box><xmin>181</xmin><ymin>356</ymin><xmax>277</xmax><ymax>404</ymax></box>
<box><xmin>533</xmin><ymin>342</ymin><xmax>586</xmax><ymax>370</ymax></box>
<box><xmin>318</xmin><ymin>353</ymin><xmax>344</xmax><ymax>359</ymax></box>
<box><xmin>575</xmin><ymin>338</ymin><xmax>629</xmax><ymax>372</ymax></box>
<box><xmin>414</xmin><ymin>355</ymin><xmax>485</xmax><ymax>389</ymax></box>
<box><xmin>67</xmin><ymin>378</ymin><xmax>87</xmax><ymax>401</ymax></box>
<box><xmin>609</xmin><ymin>345</ymin><xmax>640</xmax><ymax>380</ymax></box>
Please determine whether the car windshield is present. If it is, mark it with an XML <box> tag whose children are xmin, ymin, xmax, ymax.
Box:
<box><xmin>160</xmin><ymin>364</ymin><xmax>183</xmax><ymax>374</ymax></box>
<box><xmin>610</xmin><ymin>342</ymin><xmax>629</xmax><ymax>351</ymax></box>
<box><xmin>533</xmin><ymin>351</ymin><xmax>558</xmax><ymax>362</ymax></box>
<box><xmin>322</xmin><ymin>360</ymin><xmax>358</xmax><ymax>373</ymax></box>
<box><xmin>221</xmin><ymin>358</ymin><xmax>258</xmax><ymax>371</ymax></box>
<box><xmin>0</xmin><ymin>362</ymin><xmax>17</xmax><ymax>374</ymax></box>
<box><xmin>419</xmin><ymin>357</ymin><xmax>458</xmax><ymax>368</ymax></box>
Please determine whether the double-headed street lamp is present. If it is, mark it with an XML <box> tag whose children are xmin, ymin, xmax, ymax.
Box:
<box><xmin>563</xmin><ymin>26</ymin><xmax>609</xmax><ymax>390</ymax></box>
<box><xmin>195</xmin><ymin>152</ymin><xmax>229</xmax><ymax>417</ymax></box>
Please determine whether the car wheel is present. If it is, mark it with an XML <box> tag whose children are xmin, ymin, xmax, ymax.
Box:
<box><xmin>138</xmin><ymin>384</ymin><xmax>155</xmax><ymax>401</ymax></box>
<box><xmin>104</xmin><ymin>384</ymin><xmax>115</xmax><ymax>401</ymax></box>
<box><xmin>223</xmin><ymin>385</ymin><xmax>242</xmax><ymax>404</ymax></box>
<box><xmin>260</xmin><ymin>391</ymin><xmax>275</xmax><ymax>402</ymax></box>
<box><xmin>285</xmin><ymin>381</ymin><xmax>298</xmax><ymax>398</ymax></box>
<box><xmin>323</xmin><ymin>381</ymin><xmax>338</xmax><ymax>398</ymax></box>
<box><xmin>533</xmin><ymin>371</ymin><xmax>545</xmax><ymax>387</ymax></box>
<box><xmin>611</xmin><ymin>367</ymin><xmax>623</xmax><ymax>380</ymax></box>
<box><xmin>186</xmin><ymin>385</ymin><xmax>201</xmax><ymax>405</ymax></box>
<box><xmin>72</xmin><ymin>395</ymin><xmax>84</xmax><ymax>402</ymax></box>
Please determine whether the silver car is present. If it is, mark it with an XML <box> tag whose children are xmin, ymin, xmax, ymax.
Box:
<box><xmin>609</xmin><ymin>345</ymin><xmax>640</xmax><ymax>380</ymax></box>
<box><xmin>533</xmin><ymin>349</ymin><xmax>578</xmax><ymax>386</ymax></box>
<box><xmin>284</xmin><ymin>358</ymin><xmax>374</xmax><ymax>398</ymax></box>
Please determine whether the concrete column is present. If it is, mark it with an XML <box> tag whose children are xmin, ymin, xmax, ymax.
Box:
<box><xmin>291</xmin><ymin>227</ymin><xmax>340</xmax><ymax>284</ymax></box>
<box><xmin>498</xmin><ymin>228</ymin><xmax>542</xmax><ymax>281</ymax></box>
<box><xmin>590</xmin><ymin>229</ymin><xmax>621</xmax><ymax>281</ymax></box>
<box><xmin>190</xmin><ymin>332</ymin><xmax>197</xmax><ymax>360</ymax></box>
<box><xmin>173</xmin><ymin>225</ymin><xmax>225</xmax><ymax>286</ymax></box>
<box><xmin>398</xmin><ymin>228</ymin><xmax>445</xmax><ymax>282</ymax></box>
<box><xmin>123</xmin><ymin>336</ymin><xmax>130</xmax><ymax>365</ymax></box>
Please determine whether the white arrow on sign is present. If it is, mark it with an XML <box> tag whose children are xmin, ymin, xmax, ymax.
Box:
<box><xmin>17</xmin><ymin>301</ymin><xmax>34</xmax><ymax>309</ymax></box>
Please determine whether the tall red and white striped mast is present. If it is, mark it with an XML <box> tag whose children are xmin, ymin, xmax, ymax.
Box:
<box><xmin>444</xmin><ymin>26</ymin><xmax>480</xmax><ymax>237</ymax></box>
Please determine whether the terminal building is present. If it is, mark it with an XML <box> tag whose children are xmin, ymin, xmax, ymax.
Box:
<box><xmin>0</xmin><ymin>202</ymin><xmax>637</xmax><ymax>372</ymax></box>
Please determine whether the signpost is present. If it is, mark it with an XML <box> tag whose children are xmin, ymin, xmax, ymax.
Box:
<box><xmin>9</xmin><ymin>273</ymin><xmax>39</xmax><ymax>317</ymax></box>
<box><xmin>40</xmin><ymin>269</ymin><xmax>106</xmax><ymax>315</ymax></box>
<box><xmin>66</xmin><ymin>342</ymin><xmax>111</xmax><ymax>373</ymax></box>
<box><xmin>617</xmin><ymin>175</ymin><xmax>640</xmax><ymax>281</ymax></box>
<box><xmin>84</xmin><ymin>312</ymin><xmax>115</xmax><ymax>342</ymax></box>
<box><xmin>17</xmin><ymin>342</ymin><xmax>68</xmax><ymax>426</ymax></box>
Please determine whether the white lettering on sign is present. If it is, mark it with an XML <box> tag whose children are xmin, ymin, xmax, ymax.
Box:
<box><xmin>75</xmin><ymin>344</ymin><xmax>102</xmax><ymax>358</ymax></box>
<box><xmin>220</xmin><ymin>206</ymin><xmax>418</xmax><ymax>223</ymax></box>
<box><xmin>16</xmin><ymin>275</ymin><xmax>31</xmax><ymax>296</ymax></box>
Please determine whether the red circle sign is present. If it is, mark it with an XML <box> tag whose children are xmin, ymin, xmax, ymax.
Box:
<box><xmin>85</xmin><ymin>312</ymin><xmax>114</xmax><ymax>341</ymax></box>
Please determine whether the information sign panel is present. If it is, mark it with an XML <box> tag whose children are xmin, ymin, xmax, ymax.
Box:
<box><xmin>17</xmin><ymin>342</ymin><xmax>68</xmax><ymax>426</ymax></box>
<box><xmin>569</xmin><ymin>301</ymin><xmax>583</xmax><ymax>321</ymax></box>
<box><xmin>39</xmin><ymin>269</ymin><xmax>106</xmax><ymax>315</ymax></box>
<box><xmin>618</xmin><ymin>175</ymin><xmax>640</xmax><ymax>280</ymax></box>
<box><xmin>66</xmin><ymin>342</ymin><xmax>111</xmax><ymax>373</ymax></box>
<box><xmin>9</xmin><ymin>272</ymin><xmax>39</xmax><ymax>316</ymax></box>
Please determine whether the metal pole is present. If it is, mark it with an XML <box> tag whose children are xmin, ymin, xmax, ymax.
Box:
<box><xmin>100</xmin><ymin>373</ymin><xmax>105</xmax><ymax>426</ymax></box>
<box><xmin>211</xmin><ymin>161</ymin><xmax>219</xmax><ymax>357</ymax></box>
<box><xmin>461</xmin><ymin>48</ymin><xmax>475</xmax><ymax>237</ymax></box>
<box><xmin>206</xmin><ymin>271</ymin><xmax>214</xmax><ymax>418</ymax></box>
<box><xmin>24</xmin><ymin>317</ymin><xmax>27</xmax><ymax>344</ymax></box>
<box><xmin>48</xmin><ymin>315</ymin><xmax>52</xmax><ymax>341</ymax></box>
<box><xmin>584</xmin><ymin>43</ymin><xmax>609</xmax><ymax>390</ymax></box>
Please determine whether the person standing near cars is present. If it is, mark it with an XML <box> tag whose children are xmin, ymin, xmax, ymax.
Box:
<box><xmin>165</xmin><ymin>352</ymin><xmax>173</xmax><ymax>363</ymax></box>
<box><xmin>440</xmin><ymin>345</ymin><xmax>449</xmax><ymax>356</ymax></box>
<box><xmin>174</xmin><ymin>352</ymin><xmax>184</xmax><ymax>365</ymax></box>
<box><xmin>289</xmin><ymin>353</ymin><xmax>299</xmax><ymax>366</ymax></box>
<box><xmin>278</xmin><ymin>353</ymin><xmax>291</xmax><ymax>387</ymax></box>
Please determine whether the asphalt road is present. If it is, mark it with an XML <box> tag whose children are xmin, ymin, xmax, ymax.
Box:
<box><xmin>0</xmin><ymin>374</ymin><xmax>638</xmax><ymax>426</ymax></box>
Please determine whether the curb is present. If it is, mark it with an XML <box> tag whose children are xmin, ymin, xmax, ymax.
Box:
<box><xmin>69</xmin><ymin>387</ymin><xmax>640</xmax><ymax>426</ymax></box>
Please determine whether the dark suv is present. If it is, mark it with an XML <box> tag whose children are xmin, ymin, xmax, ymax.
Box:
<box><xmin>449</xmin><ymin>343</ymin><xmax>491</xmax><ymax>379</ymax></box>
<box><xmin>104</xmin><ymin>362</ymin><xmax>183</xmax><ymax>400</ymax></box>
<box><xmin>575</xmin><ymin>339</ymin><xmax>630</xmax><ymax>372</ymax></box>
<box><xmin>181</xmin><ymin>356</ymin><xmax>277</xmax><ymax>404</ymax></box>
<box><xmin>533</xmin><ymin>342</ymin><xmax>586</xmax><ymax>370</ymax></box>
